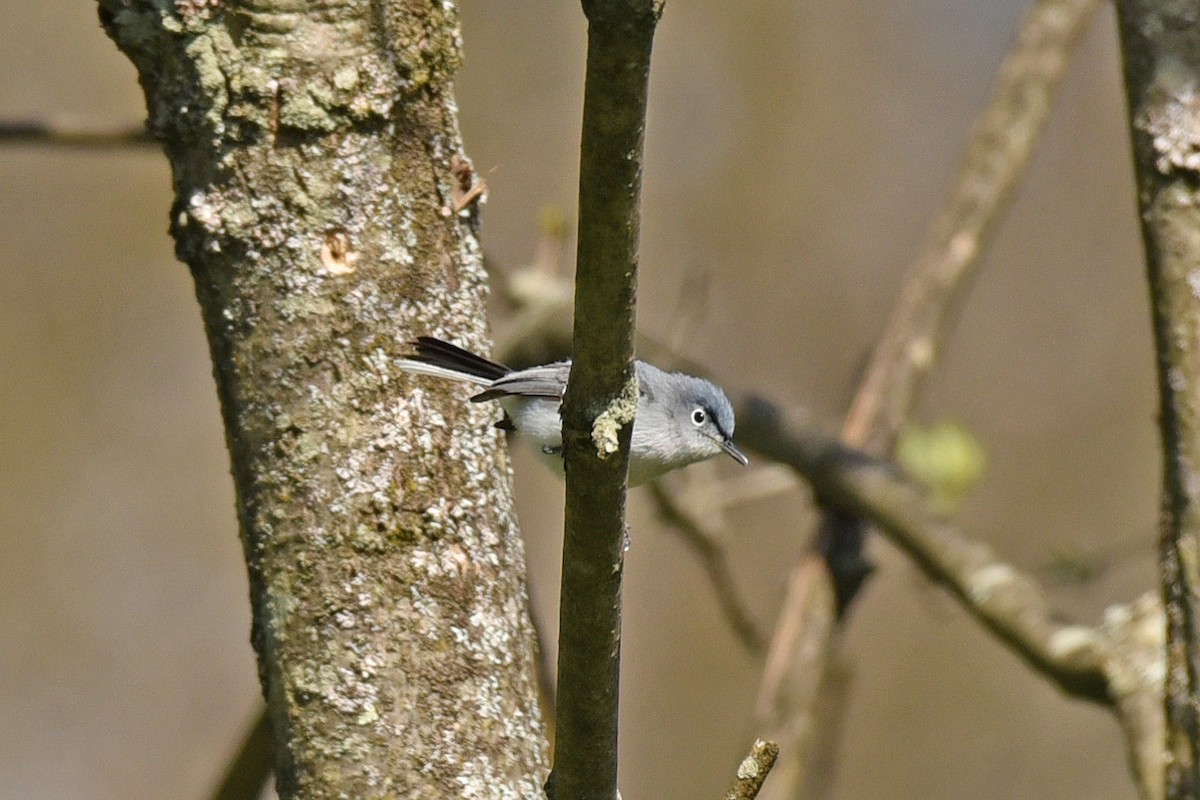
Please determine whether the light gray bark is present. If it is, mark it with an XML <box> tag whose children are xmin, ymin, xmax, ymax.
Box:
<box><xmin>99</xmin><ymin>2</ymin><xmax>548</xmax><ymax>797</ymax></box>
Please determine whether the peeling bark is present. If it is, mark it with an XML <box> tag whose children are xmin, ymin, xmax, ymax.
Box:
<box><xmin>99</xmin><ymin>2</ymin><xmax>548</xmax><ymax>797</ymax></box>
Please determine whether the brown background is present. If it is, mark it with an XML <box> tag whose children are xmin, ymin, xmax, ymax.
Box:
<box><xmin>0</xmin><ymin>2</ymin><xmax>1153</xmax><ymax>798</ymax></box>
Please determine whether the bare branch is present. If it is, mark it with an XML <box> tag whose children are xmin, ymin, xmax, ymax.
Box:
<box><xmin>752</xmin><ymin>1</ymin><xmax>1103</xmax><ymax>794</ymax></box>
<box><xmin>736</xmin><ymin>397</ymin><xmax>1112</xmax><ymax>703</ymax></box>
<box><xmin>550</xmin><ymin>1</ymin><xmax>662</xmax><ymax>798</ymax></box>
<box><xmin>842</xmin><ymin>0</ymin><xmax>1102</xmax><ymax>453</ymax></box>
<box><xmin>750</xmin><ymin>553</ymin><xmax>840</xmax><ymax>800</ymax></box>
<box><xmin>723</xmin><ymin>739</ymin><xmax>780</xmax><ymax>800</ymax></box>
<box><xmin>1103</xmin><ymin>593</ymin><xmax>1167</xmax><ymax>800</ymax></box>
<box><xmin>647</xmin><ymin>481</ymin><xmax>769</xmax><ymax>654</ymax></box>
<box><xmin>1114</xmin><ymin>4</ymin><xmax>1200</xmax><ymax>798</ymax></box>
<box><xmin>209</xmin><ymin>708</ymin><xmax>271</xmax><ymax>800</ymax></box>
<box><xmin>0</xmin><ymin>119</ymin><xmax>153</xmax><ymax>148</ymax></box>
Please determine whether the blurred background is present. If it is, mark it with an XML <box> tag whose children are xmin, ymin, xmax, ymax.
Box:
<box><xmin>0</xmin><ymin>2</ymin><xmax>1155</xmax><ymax>798</ymax></box>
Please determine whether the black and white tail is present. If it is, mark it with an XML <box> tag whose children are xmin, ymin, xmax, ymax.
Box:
<box><xmin>396</xmin><ymin>337</ymin><xmax>511</xmax><ymax>387</ymax></box>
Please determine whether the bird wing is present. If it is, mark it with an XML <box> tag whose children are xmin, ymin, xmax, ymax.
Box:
<box><xmin>471</xmin><ymin>363</ymin><xmax>571</xmax><ymax>402</ymax></box>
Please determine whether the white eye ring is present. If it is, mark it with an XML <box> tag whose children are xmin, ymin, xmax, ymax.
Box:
<box><xmin>691</xmin><ymin>408</ymin><xmax>707</xmax><ymax>426</ymax></box>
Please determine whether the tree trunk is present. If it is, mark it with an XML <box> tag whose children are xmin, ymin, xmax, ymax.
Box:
<box><xmin>99</xmin><ymin>2</ymin><xmax>548</xmax><ymax>797</ymax></box>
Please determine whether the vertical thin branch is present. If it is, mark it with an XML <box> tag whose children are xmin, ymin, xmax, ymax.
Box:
<box><xmin>1114</xmin><ymin>4</ymin><xmax>1200</xmax><ymax>799</ymax></box>
<box><xmin>551</xmin><ymin>2</ymin><xmax>662</xmax><ymax>799</ymax></box>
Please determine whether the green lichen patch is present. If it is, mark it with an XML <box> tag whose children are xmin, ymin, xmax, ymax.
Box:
<box><xmin>590</xmin><ymin>374</ymin><xmax>639</xmax><ymax>458</ymax></box>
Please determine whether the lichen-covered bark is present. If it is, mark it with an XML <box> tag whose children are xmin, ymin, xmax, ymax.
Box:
<box><xmin>1115</xmin><ymin>3</ymin><xmax>1200</xmax><ymax>799</ymax></box>
<box><xmin>99</xmin><ymin>2</ymin><xmax>547</xmax><ymax>797</ymax></box>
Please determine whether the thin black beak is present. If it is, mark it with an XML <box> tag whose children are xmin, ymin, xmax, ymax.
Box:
<box><xmin>720</xmin><ymin>438</ymin><xmax>749</xmax><ymax>466</ymax></box>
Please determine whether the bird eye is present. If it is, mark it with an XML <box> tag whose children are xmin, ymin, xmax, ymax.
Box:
<box><xmin>691</xmin><ymin>408</ymin><xmax>707</xmax><ymax>426</ymax></box>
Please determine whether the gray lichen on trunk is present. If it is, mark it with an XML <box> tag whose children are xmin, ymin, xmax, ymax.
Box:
<box><xmin>99</xmin><ymin>1</ymin><xmax>548</xmax><ymax>797</ymax></box>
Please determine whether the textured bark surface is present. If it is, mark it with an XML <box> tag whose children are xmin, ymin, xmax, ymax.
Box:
<box><xmin>1115</xmin><ymin>3</ymin><xmax>1200</xmax><ymax>799</ymax></box>
<box><xmin>99</xmin><ymin>2</ymin><xmax>547</xmax><ymax>797</ymax></box>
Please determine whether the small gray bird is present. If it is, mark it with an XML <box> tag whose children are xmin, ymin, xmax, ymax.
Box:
<box><xmin>397</xmin><ymin>337</ymin><xmax>748</xmax><ymax>485</ymax></box>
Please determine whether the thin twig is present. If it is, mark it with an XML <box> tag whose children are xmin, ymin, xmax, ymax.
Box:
<box><xmin>752</xmin><ymin>1</ymin><xmax>1103</xmax><ymax>796</ymax></box>
<box><xmin>749</xmin><ymin>552</ymin><xmax>839</xmax><ymax>800</ymax></box>
<box><xmin>530</xmin><ymin>597</ymin><xmax>559</xmax><ymax>743</ymax></box>
<box><xmin>648</xmin><ymin>481</ymin><xmax>769</xmax><ymax>654</ymax></box>
<box><xmin>723</xmin><ymin>739</ymin><xmax>780</xmax><ymax>800</ymax></box>
<box><xmin>736</xmin><ymin>397</ymin><xmax>1111</xmax><ymax>703</ymax></box>
<box><xmin>842</xmin><ymin>0</ymin><xmax>1102</xmax><ymax>454</ymax></box>
<box><xmin>699</xmin><ymin>466</ymin><xmax>800</xmax><ymax>512</ymax></box>
<box><xmin>209</xmin><ymin>707</ymin><xmax>272</xmax><ymax>800</ymax></box>
<box><xmin>0</xmin><ymin>120</ymin><xmax>153</xmax><ymax>148</ymax></box>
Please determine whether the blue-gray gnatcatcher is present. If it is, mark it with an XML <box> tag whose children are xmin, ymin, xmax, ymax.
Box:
<box><xmin>397</xmin><ymin>337</ymin><xmax>748</xmax><ymax>485</ymax></box>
